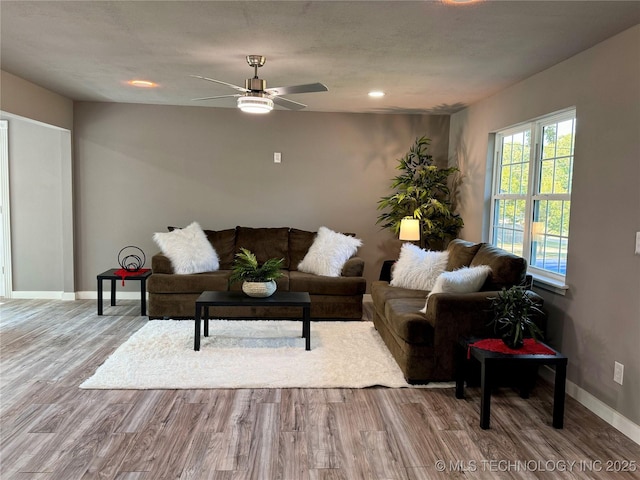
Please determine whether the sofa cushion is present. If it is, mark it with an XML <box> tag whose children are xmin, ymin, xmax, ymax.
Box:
<box><xmin>289</xmin><ymin>270</ymin><xmax>366</xmax><ymax>296</ymax></box>
<box><xmin>384</xmin><ymin>298</ymin><xmax>435</xmax><ymax>345</ymax></box>
<box><xmin>471</xmin><ymin>243</ymin><xmax>527</xmax><ymax>290</ymax></box>
<box><xmin>288</xmin><ymin>228</ymin><xmax>317</xmax><ymax>271</ymax></box>
<box><xmin>390</xmin><ymin>243</ymin><xmax>449</xmax><ymax>291</ymax></box>
<box><xmin>147</xmin><ymin>271</ymin><xmax>231</xmax><ymax>294</ymax></box>
<box><xmin>371</xmin><ymin>281</ymin><xmax>427</xmax><ymax>320</ymax></box>
<box><xmin>446</xmin><ymin>239</ymin><xmax>483</xmax><ymax>271</ymax></box>
<box><xmin>297</xmin><ymin>226</ymin><xmax>362</xmax><ymax>277</ymax></box>
<box><xmin>153</xmin><ymin>222</ymin><xmax>219</xmax><ymax>274</ymax></box>
<box><xmin>203</xmin><ymin>228</ymin><xmax>236</xmax><ymax>269</ymax></box>
<box><xmin>235</xmin><ymin>227</ymin><xmax>290</xmax><ymax>269</ymax></box>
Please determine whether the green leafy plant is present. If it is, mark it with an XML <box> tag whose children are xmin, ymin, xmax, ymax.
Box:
<box><xmin>229</xmin><ymin>248</ymin><xmax>284</xmax><ymax>284</ymax></box>
<box><xmin>488</xmin><ymin>286</ymin><xmax>544</xmax><ymax>349</ymax></box>
<box><xmin>376</xmin><ymin>135</ymin><xmax>463</xmax><ymax>249</ymax></box>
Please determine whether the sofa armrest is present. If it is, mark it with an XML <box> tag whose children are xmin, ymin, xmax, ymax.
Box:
<box><xmin>151</xmin><ymin>252</ymin><xmax>174</xmax><ymax>274</ymax></box>
<box><xmin>341</xmin><ymin>256</ymin><xmax>365</xmax><ymax>277</ymax></box>
<box><xmin>425</xmin><ymin>289</ymin><xmax>545</xmax><ymax>346</ymax></box>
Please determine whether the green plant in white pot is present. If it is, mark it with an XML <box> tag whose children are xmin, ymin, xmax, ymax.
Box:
<box><xmin>230</xmin><ymin>248</ymin><xmax>284</xmax><ymax>298</ymax></box>
<box><xmin>489</xmin><ymin>286</ymin><xmax>544</xmax><ymax>349</ymax></box>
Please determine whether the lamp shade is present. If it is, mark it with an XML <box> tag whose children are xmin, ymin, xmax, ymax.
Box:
<box><xmin>399</xmin><ymin>217</ymin><xmax>420</xmax><ymax>241</ymax></box>
<box><xmin>237</xmin><ymin>95</ymin><xmax>274</xmax><ymax>114</ymax></box>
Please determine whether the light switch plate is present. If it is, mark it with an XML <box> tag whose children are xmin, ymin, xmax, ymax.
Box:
<box><xmin>636</xmin><ymin>232</ymin><xmax>640</xmax><ymax>255</ymax></box>
<box><xmin>274</xmin><ymin>152</ymin><xmax>281</xmax><ymax>163</ymax></box>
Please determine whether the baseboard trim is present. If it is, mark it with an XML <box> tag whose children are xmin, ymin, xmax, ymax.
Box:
<box><xmin>11</xmin><ymin>291</ymin><xmax>77</xmax><ymax>301</ymax></box>
<box><xmin>76</xmin><ymin>291</ymin><xmax>148</xmax><ymax>300</ymax></box>
<box><xmin>540</xmin><ymin>366</ymin><xmax>640</xmax><ymax>445</ymax></box>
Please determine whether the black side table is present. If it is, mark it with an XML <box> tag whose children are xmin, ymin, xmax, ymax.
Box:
<box><xmin>97</xmin><ymin>268</ymin><xmax>152</xmax><ymax>316</ymax></box>
<box><xmin>455</xmin><ymin>337</ymin><xmax>568</xmax><ymax>429</ymax></box>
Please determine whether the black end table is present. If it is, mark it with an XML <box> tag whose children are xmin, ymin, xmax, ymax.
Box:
<box><xmin>194</xmin><ymin>291</ymin><xmax>311</xmax><ymax>351</ymax></box>
<box><xmin>97</xmin><ymin>268</ymin><xmax>152</xmax><ymax>316</ymax></box>
<box><xmin>455</xmin><ymin>337</ymin><xmax>568</xmax><ymax>429</ymax></box>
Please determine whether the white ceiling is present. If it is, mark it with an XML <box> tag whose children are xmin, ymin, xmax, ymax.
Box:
<box><xmin>1</xmin><ymin>1</ymin><xmax>639</xmax><ymax>114</ymax></box>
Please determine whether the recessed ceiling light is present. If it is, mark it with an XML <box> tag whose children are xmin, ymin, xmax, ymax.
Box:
<box><xmin>368</xmin><ymin>91</ymin><xmax>385</xmax><ymax>98</ymax></box>
<box><xmin>127</xmin><ymin>80</ymin><xmax>158</xmax><ymax>88</ymax></box>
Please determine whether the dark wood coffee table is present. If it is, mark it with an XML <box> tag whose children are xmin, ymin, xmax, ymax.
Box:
<box><xmin>455</xmin><ymin>337</ymin><xmax>568</xmax><ymax>429</ymax></box>
<box><xmin>194</xmin><ymin>291</ymin><xmax>311</xmax><ymax>351</ymax></box>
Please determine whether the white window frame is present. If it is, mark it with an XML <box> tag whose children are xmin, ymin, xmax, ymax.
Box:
<box><xmin>490</xmin><ymin>108</ymin><xmax>576</xmax><ymax>290</ymax></box>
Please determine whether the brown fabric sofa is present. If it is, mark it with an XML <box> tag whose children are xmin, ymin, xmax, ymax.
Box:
<box><xmin>371</xmin><ymin>239</ymin><xmax>545</xmax><ymax>383</ymax></box>
<box><xmin>148</xmin><ymin>226</ymin><xmax>366</xmax><ymax>320</ymax></box>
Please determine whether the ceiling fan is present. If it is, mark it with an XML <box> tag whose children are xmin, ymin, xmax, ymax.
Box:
<box><xmin>191</xmin><ymin>55</ymin><xmax>328</xmax><ymax>114</ymax></box>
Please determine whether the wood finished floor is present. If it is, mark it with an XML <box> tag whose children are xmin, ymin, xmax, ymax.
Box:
<box><xmin>1</xmin><ymin>299</ymin><xmax>638</xmax><ymax>480</ymax></box>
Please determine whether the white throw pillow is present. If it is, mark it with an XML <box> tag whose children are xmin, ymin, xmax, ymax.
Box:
<box><xmin>390</xmin><ymin>243</ymin><xmax>449</xmax><ymax>291</ymax></box>
<box><xmin>420</xmin><ymin>265</ymin><xmax>492</xmax><ymax>313</ymax></box>
<box><xmin>297</xmin><ymin>226</ymin><xmax>362</xmax><ymax>277</ymax></box>
<box><xmin>153</xmin><ymin>221</ymin><xmax>219</xmax><ymax>274</ymax></box>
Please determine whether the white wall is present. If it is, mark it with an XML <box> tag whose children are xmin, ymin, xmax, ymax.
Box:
<box><xmin>449</xmin><ymin>26</ymin><xmax>640</xmax><ymax>427</ymax></box>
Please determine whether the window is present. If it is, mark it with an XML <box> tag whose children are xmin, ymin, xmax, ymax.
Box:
<box><xmin>490</xmin><ymin>110</ymin><xmax>576</xmax><ymax>285</ymax></box>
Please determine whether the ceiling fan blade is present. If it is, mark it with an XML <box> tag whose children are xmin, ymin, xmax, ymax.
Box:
<box><xmin>191</xmin><ymin>94</ymin><xmax>240</xmax><ymax>101</ymax></box>
<box><xmin>189</xmin><ymin>75</ymin><xmax>248</xmax><ymax>93</ymax></box>
<box><xmin>272</xmin><ymin>96</ymin><xmax>307</xmax><ymax>111</ymax></box>
<box><xmin>266</xmin><ymin>82</ymin><xmax>328</xmax><ymax>96</ymax></box>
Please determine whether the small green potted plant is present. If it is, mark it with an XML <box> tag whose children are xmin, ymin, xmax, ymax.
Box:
<box><xmin>229</xmin><ymin>248</ymin><xmax>284</xmax><ymax>297</ymax></box>
<box><xmin>488</xmin><ymin>286</ymin><xmax>544</xmax><ymax>349</ymax></box>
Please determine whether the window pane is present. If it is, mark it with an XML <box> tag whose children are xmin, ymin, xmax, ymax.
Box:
<box><xmin>538</xmin><ymin>117</ymin><xmax>575</xmax><ymax>195</ymax></box>
<box><xmin>554</xmin><ymin>157</ymin><xmax>571</xmax><ymax>194</ymax></box>
<box><xmin>493</xmin><ymin>199</ymin><xmax>524</xmax><ymax>256</ymax></box>
<box><xmin>532</xmin><ymin>200</ymin><xmax>570</xmax><ymax>275</ymax></box>
<box><xmin>539</xmin><ymin>160</ymin><xmax>554</xmax><ymax>194</ymax></box>
<box><xmin>500</xmin><ymin>128</ymin><xmax>530</xmax><ymax>195</ymax></box>
<box><xmin>556</xmin><ymin>119</ymin><xmax>575</xmax><ymax>158</ymax></box>
<box><xmin>542</xmin><ymin>124</ymin><xmax>557</xmax><ymax>159</ymax></box>
<box><xmin>500</xmin><ymin>164</ymin><xmax>511</xmax><ymax>193</ymax></box>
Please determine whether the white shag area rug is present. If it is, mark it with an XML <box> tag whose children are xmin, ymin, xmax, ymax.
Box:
<box><xmin>80</xmin><ymin>320</ymin><xmax>452</xmax><ymax>390</ymax></box>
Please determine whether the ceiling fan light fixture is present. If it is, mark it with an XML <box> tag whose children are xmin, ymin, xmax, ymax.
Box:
<box><xmin>237</xmin><ymin>95</ymin><xmax>274</xmax><ymax>114</ymax></box>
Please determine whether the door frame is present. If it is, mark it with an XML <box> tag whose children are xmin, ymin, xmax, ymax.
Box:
<box><xmin>0</xmin><ymin>120</ymin><xmax>12</xmax><ymax>298</ymax></box>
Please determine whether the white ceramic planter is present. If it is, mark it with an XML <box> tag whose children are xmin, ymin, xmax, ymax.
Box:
<box><xmin>242</xmin><ymin>280</ymin><xmax>277</xmax><ymax>298</ymax></box>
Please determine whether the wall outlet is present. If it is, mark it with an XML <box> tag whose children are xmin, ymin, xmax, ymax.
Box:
<box><xmin>273</xmin><ymin>152</ymin><xmax>281</xmax><ymax>163</ymax></box>
<box><xmin>614</xmin><ymin>361</ymin><xmax>624</xmax><ymax>385</ymax></box>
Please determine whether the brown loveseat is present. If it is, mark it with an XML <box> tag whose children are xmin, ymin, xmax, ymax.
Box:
<box><xmin>371</xmin><ymin>239</ymin><xmax>545</xmax><ymax>383</ymax></box>
<box><xmin>148</xmin><ymin>226</ymin><xmax>366</xmax><ymax>320</ymax></box>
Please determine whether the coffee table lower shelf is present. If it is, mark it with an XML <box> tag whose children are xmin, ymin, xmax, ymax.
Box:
<box><xmin>194</xmin><ymin>291</ymin><xmax>311</xmax><ymax>351</ymax></box>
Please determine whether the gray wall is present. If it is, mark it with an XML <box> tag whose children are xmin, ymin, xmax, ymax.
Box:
<box><xmin>1</xmin><ymin>70</ymin><xmax>73</xmax><ymax>130</ymax></box>
<box><xmin>73</xmin><ymin>102</ymin><xmax>449</xmax><ymax>292</ymax></box>
<box><xmin>449</xmin><ymin>26</ymin><xmax>640</xmax><ymax>425</ymax></box>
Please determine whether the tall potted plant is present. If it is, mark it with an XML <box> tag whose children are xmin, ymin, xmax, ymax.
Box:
<box><xmin>377</xmin><ymin>136</ymin><xmax>463</xmax><ymax>249</ymax></box>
